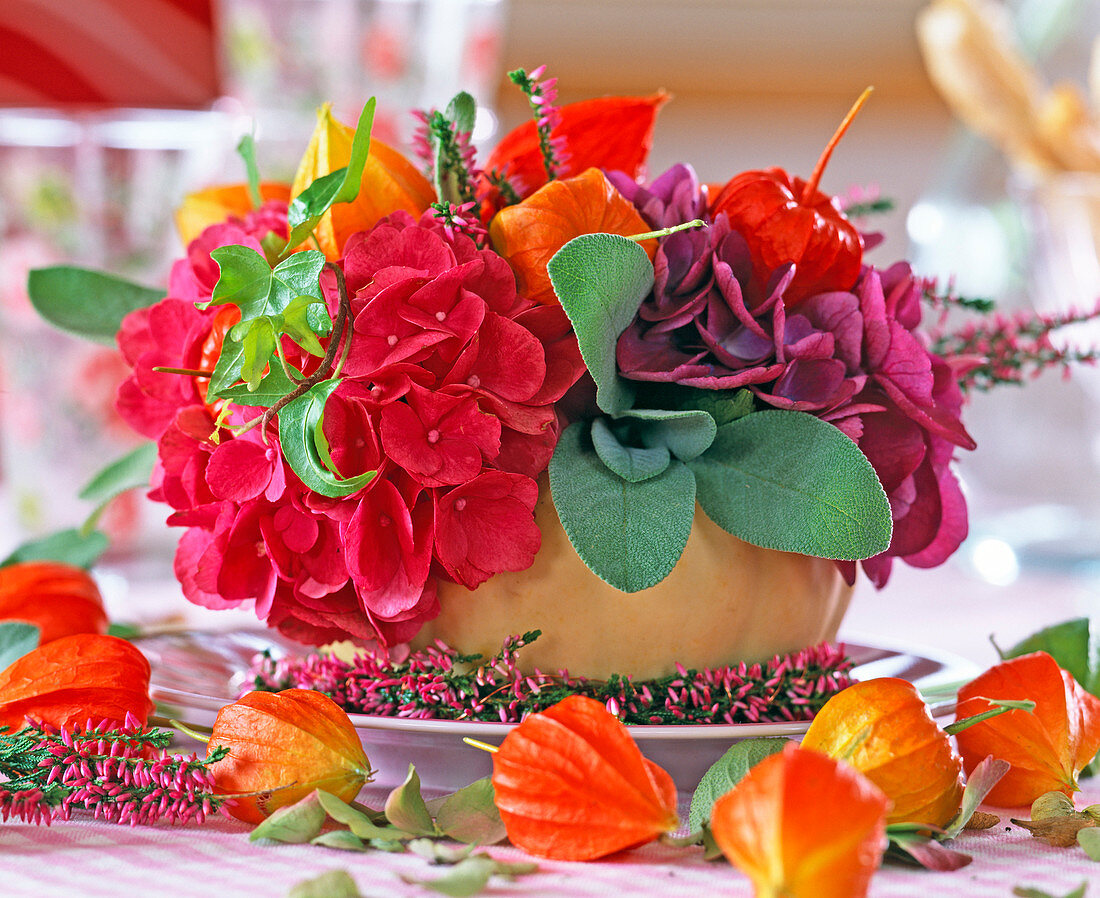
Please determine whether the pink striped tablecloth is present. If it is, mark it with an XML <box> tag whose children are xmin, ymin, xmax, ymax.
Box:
<box><xmin>2</xmin><ymin>783</ymin><xmax>1098</xmax><ymax>898</ymax></box>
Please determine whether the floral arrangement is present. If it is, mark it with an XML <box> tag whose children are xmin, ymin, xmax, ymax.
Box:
<box><xmin>27</xmin><ymin>67</ymin><xmax>1100</xmax><ymax>656</ymax></box>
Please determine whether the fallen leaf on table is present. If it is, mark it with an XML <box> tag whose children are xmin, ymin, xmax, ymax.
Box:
<box><xmin>965</xmin><ymin>811</ymin><xmax>1001</xmax><ymax>830</ymax></box>
<box><xmin>311</xmin><ymin>830</ymin><xmax>367</xmax><ymax>852</ymax></box>
<box><xmin>249</xmin><ymin>791</ymin><xmax>326</xmax><ymax>844</ymax></box>
<box><xmin>1013</xmin><ymin>883</ymin><xmax>1088</xmax><ymax>898</ymax></box>
<box><xmin>384</xmin><ymin>764</ymin><xmax>438</xmax><ymax>837</ymax></box>
<box><xmin>1011</xmin><ymin>815</ymin><xmax>1097</xmax><ymax>848</ymax></box>
<box><xmin>400</xmin><ymin>854</ymin><xmax>537</xmax><ymax>898</ymax></box>
<box><xmin>288</xmin><ymin>869</ymin><xmax>361</xmax><ymax>898</ymax></box>
<box><xmin>433</xmin><ymin>777</ymin><xmax>507</xmax><ymax>845</ymax></box>
<box><xmin>1078</xmin><ymin>826</ymin><xmax>1100</xmax><ymax>861</ymax></box>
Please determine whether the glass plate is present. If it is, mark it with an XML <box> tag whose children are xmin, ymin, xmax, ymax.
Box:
<box><xmin>139</xmin><ymin>629</ymin><xmax>978</xmax><ymax>795</ymax></box>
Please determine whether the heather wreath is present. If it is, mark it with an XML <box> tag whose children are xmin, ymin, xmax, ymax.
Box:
<box><xmin>26</xmin><ymin>66</ymin><xmax>1100</xmax><ymax>651</ymax></box>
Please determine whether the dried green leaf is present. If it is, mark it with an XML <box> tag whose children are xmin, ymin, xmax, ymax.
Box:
<box><xmin>311</xmin><ymin>830</ymin><xmax>367</xmax><ymax>852</ymax></box>
<box><xmin>942</xmin><ymin>755</ymin><xmax>1010</xmax><ymax>838</ymax></box>
<box><xmin>1013</xmin><ymin>885</ymin><xmax>1088</xmax><ymax>898</ymax></box>
<box><xmin>1032</xmin><ymin>791</ymin><xmax>1077</xmax><ymax>821</ymax></box>
<box><xmin>434</xmin><ymin>777</ymin><xmax>507</xmax><ymax>845</ymax></box>
<box><xmin>1012</xmin><ymin>815</ymin><xmax>1098</xmax><ymax>848</ymax></box>
<box><xmin>401</xmin><ymin>856</ymin><xmax>497</xmax><ymax>897</ymax></box>
<box><xmin>288</xmin><ymin>870</ymin><xmax>361</xmax><ymax>898</ymax></box>
<box><xmin>385</xmin><ymin>765</ymin><xmax>437</xmax><ymax>837</ymax></box>
<box><xmin>965</xmin><ymin>811</ymin><xmax>1001</xmax><ymax>830</ymax></box>
<box><xmin>1078</xmin><ymin>826</ymin><xmax>1100</xmax><ymax>861</ymax></box>
<box><xmin>249</xmin><ymin>791</ymin><xmax>326</xmax><ymax>843</ymax></box>
<box><xmin>317</xmin><ymin>789</ymin><xmax>413</xmax><ymax>842</ymax></box>
<box><xmin>407</xmin><ymin>839</ymin><xmax>476</xmax><ymax>865</ymax></box>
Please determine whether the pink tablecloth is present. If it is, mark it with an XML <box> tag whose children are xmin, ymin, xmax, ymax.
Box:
<box><xmin>2</xmin><ymin>783</ymin><xmax>1098</xmax><ymax>898</ymax></box>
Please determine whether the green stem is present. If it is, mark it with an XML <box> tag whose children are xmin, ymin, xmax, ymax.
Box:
<box><xmin>153</xmin><ymin>366</ymin><xmax>214</xmax><ymax>378</ymax></box>
<box><xmin>627</xmin><ymin>219</ymin><xmax>707</xmax><ymax>243</ymax></box>
<box><xmin>944</xmin><ymin>699</ymin><xmax>1036</xmax><ymax>735</ymax></box>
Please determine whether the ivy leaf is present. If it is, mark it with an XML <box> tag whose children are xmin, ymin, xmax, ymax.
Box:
<box><xmin>434</xmin><ymin>777</ymin><xmax>507</xmax><ymax>845</ymax></box>
<box><xmin>1003</xmin><ymin>618</ymin><xmax>1100</xmax><ymax>696</ymax></box>
<box><xmin>547</xmin><ymin>233</ymin><xmax>654</xmax><ymax>415</ymax></box>
<box><xmin>310</xmin><ymin>831</ymin><xmax>367</xmax><ymax>852</ymax></box>
<box><xmin>0</xmin><ymin>622</ymin><xmax>40</xmax><ymax>671</ymax></box>
<box><xmin>78</xmin><ymin>443</ymin><xmax>156</xmax><ymax>505</ymax></box>
<box><xmin>248</xmin><ymin>791</ymin><xmax>326</xmax><ymax>843</ymax></box>
<box><xmin>616</xmin><ymin>407</ymin><xmax>717</xmax><ymax>461</ymax></box>
<box><xmin>236</xmin><ymin>133</ymin><xmax>263</xmax><ymax>210</ymax></box>
<box><xmin>688</xmin><ymin>738</ymin><xmax>789</xmax><ymax>830</ymax></box>
<box><xmin>27</xmin><ymin>266</ymin><xmax>163</xmax><ymax>344</ymax></box>
<box><xmin>590</xmin><ymin>418</ymin><xmax>670</xmax><ymax>483</ymax></box>
<box><xmin>289</xmin><ymin>870</ymin><xmax>361</xmax><ymax>898</ymax></box>
<box><xmin>283</xmin><ymin>295</ymin><xmax>331</xmax><ymax>357</ymax></box>
<box><xmin>217</xmin><ymin>363</ymin><xmax>302</xmax><ymax>408</ymax></box>
<box><xmin>278</xmin><ymin>379</ymin><xmax>376</xmax><ymax>498</ymax></box>
<box><xmin>285</xmin><ymin>98</ymin><xmax>376</xmax><ymax>250</ymax></box>
<box><xmin>548</xmin><ymin>420</ymin><xmax>695</xmax><ymax>592</ymax></box>
<box><xmin>0</xmin><ymin>528</ymin><xmax>109</xmax><ymax>569</ymax></box>
<box><xmin>401</xmin><ymin>857</ymin><xmax>497</xmax><ymax>898</ymax></box>
<box><xmin>688</xmin><ymin>410</ymin><xmax>892</xmax><ymax>560</ymax></box>
<box><xmin>384</xmin><ymin>765</ymin><xmax>438</xmax><ymax>837</ymax></box>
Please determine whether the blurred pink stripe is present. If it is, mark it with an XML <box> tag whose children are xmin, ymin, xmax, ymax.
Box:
<box><xmin>0</xmin><ymin>0</ymin><xmax>218</xmax><ymax>107</ymax></box>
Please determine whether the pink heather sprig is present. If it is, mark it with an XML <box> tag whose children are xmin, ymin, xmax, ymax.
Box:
<box><xmin>927</xmin><ymin>293</ymin><xmax>1100</xmax><ymax>391</ymax></box>
<box><xmin>836</xmin><ymin>183</ymin><xmax>893</xmax><ymax>219</ymax></box>
<box><xmin>430</xmin><ymin>200</ymin><xmax>488</xmax><ymax>247</ymax></box>
<box><xmin>508</xmin><ymin>65</ymin><xmax>569</xmax><ymax>182</ymax></box>
<box><xmin>0</xmin><ymin>714</ymin><xmax>230</xmax><ymax>827</ymax></box>
<box><xmin>412</xmin><ymin>107</ymin><xmax>480</xmax><ymax>212</ymax></box>
<box><xmin>246</xmin><ymin>633</ymin><xmax>853</xmax><ymax>726</ymax></box>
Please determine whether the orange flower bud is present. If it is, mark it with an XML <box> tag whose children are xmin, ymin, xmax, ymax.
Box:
<box><xmin>0</xmin><ymin>561</ymin><xmax>108</xmax><ymax>644</ymax></box>
<box><xmin>490</xmin><ymin>694</ymin><xmax>679</xmax><ymax>860</ymax></box>
<box><xmin>954</xmin><ymin>651</ymin><xmax>1100</xmax><ymax>806</ymax></box>
<box><xmin>0</xmin><ymin>633</ymin><xmax>154</xmax><ymax>731</ymax></box>
<box><xmin>175</xmin><ymin>182</ymin><xmax>292</xmax><ymax>247</ymax></box>
<box><xmin>208</xmin><ymin>689</ymin><xmax>371</xmax><ymax>824</ymax></box>
<box><xmin>711</xmin><ymin>742</ymin><xmax>888</xmax><ymax>898</ymax></box>
<box><xmin>488</xmin><ymin>167</ymin><xmax>657</xmax><ymax>306</ymax></box>
<box><xmin>801</xmin><ymin>677</ymin><xmax>963</xmax><ymax>826</ymax></box>
<box><xmin>291</xmin><ymin>103</ymin><xmax>435</xmax><ymax>260</ymax></box>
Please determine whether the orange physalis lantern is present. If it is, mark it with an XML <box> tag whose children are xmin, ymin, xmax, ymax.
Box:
<box><xmin>488</xmin><ymin>167</ymin><xmax>657</xmax><ymax>307</ymax></box>
<box><xmin>710</xmin><ymin>742</ymin><xmax>888</xmax><ymax>898</ymax></box>
<box><xmin>801</xmin><ymin>677</ymin><xmax>963</xmax><ymax>826</ymax></box>
<box><xmin>490</xmin><ymin>694</ymin><xmax>679</xmax><ymax>860</ymax></box>
<box><xmin>954</xmin><ymin>651</ymin><xmax>1100</xmax><ymax>806</ymax></box>
<box><xmin>291</xmin><ymin>103</ymin><xmax>436</xmax><ymax>260</ymax></box>
<box><xmin>0</xmin><ymin>633</ymin><xmax>154</xmax><ymax>732</ymax></box>
<box><xmin>208</xmin><ymin>689</ymin><xmax>371</xmax><ymax>824</ymax></box>
<box><xmin>175</xmin><ymin>182</ymin><xmax>293</xmax><ymax>247</ymax></box>
<box><xmin>0</xmin><ymin>561</ymin><xmax>108</xmax><ymax>645</ymax></box>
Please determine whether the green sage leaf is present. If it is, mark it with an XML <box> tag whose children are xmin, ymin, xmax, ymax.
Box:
<box><xmin>547</xmin><ymin>233</ymin><xmax>653</xmax><ymax>415</ymax></box>
<box><xmin>688</xmin><ymin>737</ymin><xmax>789</xmax><ymax>830</ymax></box>
<box><xmin>617</xmin><ymin>407</ymin><xmax>717</xmax><ymax>461</ymax></box>
<box><xmin>688</xmin><ymin>410</ymin><xmax>892</xmax><ymax>560</ymax></box>
<box><xmin>27</xmin><ymin>266</ymin><xmax>163</xmax><ymax>344</ymax></box>
<box><xmin>590</xmin><ymin>418</ymin><xmax>670</xmax><ymax>483</ymax></box>
<box><xmin>680</xmin><ymin>388</ymin><xmax>756</xmax><ymax>426</ymax></box>
<box><xmin>401</xmin><ymin>857</ymin><xmax>497</xmax><ymax>897</ymax></box>
<box><xmin>278</xmin><ymin>379</ymin><xmax>375</xmax><ymax>498</ymax></box>
<box><xmin>0</xmin><ymin>622</ymin><xmax>40</xmax><ymax>670</ymax></box>
<box><xmin>548</xmin><ymin>421</ymin><xmax>695</xmax><ymax>592</ymax></box>
<box><xmin>384</xmin><ymin>764</ymin><xmax>437</xmax><ymax>837</ymax></box>
<box><xmin>434</xmin><ymin>777</ymin><xmax>507</xmax><ymax>845</ymax></box>
<box><xmin>248</xmin><ymin>791</ymin><xmax>325</xmax><ymax>843</ymax></box>
<box><xmin>285</xmin><ymin>98</ymin><xmax>376</xmax><ymax>250</ymax></box>
<box><xmin>289</xmin><ymin>870</ymin><xmax>361</xmax><ymax>898</ymax></box>
<box><xmin>0</xmin><ymin>528</ymin><xmax>109</xmax><ymax>569</ymax></box>
<box><xmin>78</xmin><ymin>442</ymin><xmax>156</xmax><ymax>505</ymax></box>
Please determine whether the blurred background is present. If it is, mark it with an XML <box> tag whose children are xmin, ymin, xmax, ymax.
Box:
<box><xmin>3</xmin><ymin>0</ymin><xmax>1100</xmax><ymax>656</ymax></box>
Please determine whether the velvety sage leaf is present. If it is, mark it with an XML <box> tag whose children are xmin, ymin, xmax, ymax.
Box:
<box><xmin>688</xmin><ymin>410</ymin><xmax>892</xmax><ymax>560</ymax></box>
<box><xmin>0</xmin><ymin>528</ymin><xmax>109</xmax><ymax>569</ymax></box>
<box><xmin>590</xmin><ymin>418</ymin><xmax>670</xmax><ymax>483</ymax></box>
<box><xmin>1078</xmin><ymin>827</ymin><xmax>1100</xmax><ymax>861</ymax></box>
<box><xmin>546</xmin><ymin>233</ymin><xmax>653</xmax><ymax>415</ymax></box>
<box><xmin>942</xmin><ymin>756</ymin><xmax>1010</xmax><ymax>839</ymax></box>
<box><xmin>278</xmin><ymin>379</ymin><xmax>376</xmax><ymax>498</ymax></box>
<box><xmin>549</xmin><ymin>422</ymin><xmax>696</xmax><ymax>591</ymax></box>
<box><xmin>385</xmin><ymin>764</ymin><xmax>437</xmax><ymax>837</ymax></box>
<box><xmin>688</xmin><ymin>737</ymin><xmax>789</xmax><ymax>830</ymax></box>
<box><xmin>401</xmin><ymin>857</ymin><xmax>497</xmax><ymax>898</ymax></box>
<box><xmin>236</xmin><ymin>133</ymin><xmax>263</xmax><ymax>210</ymax></box>
<box><xmin>217</xmin><ymin>363</ymin><xmax>301</xmax><ymax>407</ymax></box>
<box><xmin>311</xmin><ymin>830</ymin><xmax>367</xmax><ymax>852</ymax></box>
<box><xmin>680</xmin><ymin>388</ymin><xmax>756</xmax><ymax>426</ymax></box>
<box><xmin>289</xmin><ymin>870</ymin><xmax>361</xmax><ymax>898</ymax></box>
<box><xmin>434</xmin><ymin>777</ymin><xmax>507</xmax><ymax>845</ymax></box>
<box><xmin>78</xmin><ymin>443</ymin><xmax>156</xmax><ymax>504</ymax></box>
<box><xmin>286</xmin><ymin>98</ymin><xmax>376</xmax><ymax>248</ymax></box>
<box><xmin>407</xmin><ymin>839</ymin><xmax>476</xmax><ymax>865</ymax></box>
<box><xmin>249</xmin><ymin>791</ymin><xmax>326</xmax><ymax>843</ymax></box>
<box><xmin>27</xmin><ymin>266</ymin><xmax>163</xmax><ymax>344</ymax></box>
<box><xmin>0</xmin><ymin>623</ymin><xmax>40</xmax><ymax>670</ymax></box>
<box><xmin>617</xmin><ymin>407</ymin><xmax>717</xmax><ymax>461</ymax></box>
<box><xmin>1005</xmin><ymin>619</ymin><xmax>1100</xmax><ymax>695</ymax></box>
